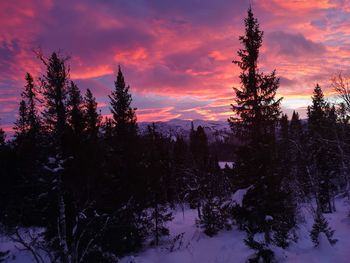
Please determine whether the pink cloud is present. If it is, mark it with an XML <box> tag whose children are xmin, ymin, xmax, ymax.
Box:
<box><xmin>1</xmin><ymin>0</ymin><xmax>350</xmax><ymax>130</ymax></box>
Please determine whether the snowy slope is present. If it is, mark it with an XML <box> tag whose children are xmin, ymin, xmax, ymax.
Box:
<box><xmin>121</xmin><ymin>198</ymin><xmax>350</xmax><ymax>263</ymax></box>
<box><xmin>2</xmin><ymin>198</ymin><xmax>350</xmax><ymax>262</ymax></box>
<box><xmin>138</xmin><ymin>119</ymin><xmax>231</xmax><ymax>143</ymax></box>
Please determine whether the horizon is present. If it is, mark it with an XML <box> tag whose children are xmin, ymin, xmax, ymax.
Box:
<box><xmin>1</xmin><ymin>0</ymin><xmax>349</xmax><ymax>132</ymax></box>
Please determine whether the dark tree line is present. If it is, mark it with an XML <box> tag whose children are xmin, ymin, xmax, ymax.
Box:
<box><xmin>0</xmin><ymin>50</ymin><xmax>232</xmax><ymax>261</ymax></box>
<box><xmin>0</xmin><ymin>7</ymin><xmax>350</xmax><ymax>263</ymax></box>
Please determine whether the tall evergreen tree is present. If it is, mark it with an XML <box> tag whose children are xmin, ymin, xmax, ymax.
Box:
<box><xmin>84</xmin><ymin>88</ymin><xmax>101</xmax><ymax>141</ymax></box>
<box><xmin>109</xmin><ymin>66</ymin><xmax>137</xmax><ymax>139</ymax></box>
<box><xmin>189</xmin><ymin>125</ymin><xmax>209</xmax><ymax>219</ymax></box>
<box><xmin>13</xmin><ymin>100</ymin><xmax>28</xmax><ymax>141</ymax></box>
<box><xmin>13</xmin><ymin>72</ymin><xmax>42</xmax><ymax>154</ymax></box>
<box><xmin>6</xmin><ymin>73</ymin><xmax>44</xmax><ymax>228</ymax></box>
<box><xmin>172</xmin><ymin>136</ymin><xmax>191</xmax><ymax>206</ymax></box>
<box><xmin>41</xmin><ymin>52</ymin><xmax>69</xmax><ymax>148</ymax></box>
<box><xmin>13</xmin><ymin>73</ymin><xmax>41</xmax><ymax>143</ymax></box>
<box><xmin>100</xmin><ymin>66</ymin><xmax>145</xmax><ymax>256</ymax></box>
<box><xmin>22</xmin><ymin>73</ymin><xmax>41</xmax><ymax>139</ymax></box>
<box><xmin>67</xmin><ymin>81</ymin><xmax>85</xmax><ymax>139</ymax></box>
<box><xmin>40</xmin><ymin>52</ymin><xmax>71</xmax><ymax>262</ymax></box>
<box><xmin>229</xmin><ymin>8</ymin><xmax>295</xmax><ymax>254</ymax></box>
<box><xmin>107</xmin><ymin>66</ymin><xmax>139</xmax><ymax>202</ymax></box>
<box><xmin>143</xmin><ymin>124</ymin><xmax>173</xmax><ymax>246</ymax></box>
<box><xmin>307</xmin><ymin>84</ymin><xmax>338</xmax><ymax>213</ymax></box>
<box><xmin>289</xmin><ymin>111</ymin><xmax>309</xmax><ymax>199</ymax></box>
<box><xmin>0</xmin><ymin>127</ymin><xmax>5</xmax><ymax>147</ymax></box>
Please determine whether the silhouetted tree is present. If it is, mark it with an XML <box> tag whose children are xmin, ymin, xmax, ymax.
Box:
<box><xmin>67</xmin><ymin>81</ymin><xmax>85</xmax><ymax>139</ymax></box>
<box><xmin>109</xmin><ymin>66</ymin><xmax>137</xmax><ymax>139</ymax></box>
<box><xmin>0</xmin><ymin>127</ymin><xmax>5</xmax><ymax>146</ymax></box>
<box><xmin>84</xmin><ymin>88</ymin><xmax>101</xmax><ymax>141</ymax></box>
<box><xmin>307</xmin><ymin>84</ymin><xmax>338</xmax><ymax>213</ymax></box>
<box><xmin>229</xmin><ymin>8</ymin><xmax>295</xmax><ymax>253</ymax></box>
<box><xmin>142</xmin><ymin>124</ymin><xmax>173</xmax><ymax>246</ymax></box>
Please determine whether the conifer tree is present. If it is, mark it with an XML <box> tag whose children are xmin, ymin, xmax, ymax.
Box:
<box><xmin>288</xmin><ymin>111</ymin><xmax>309</xmax><ymax>199</ymax></box>
<box><xmin>278</xmin><ymin>114</ymin><xmax>290</xmax><ymax>184</ymax></box>
<box><xmin>101</xmin><ymin>66</ymin><xmax>145</xmax><ymax>255</ymax></box>
<box><xmin>310</xmin><ymin>212</ymin><xmax>337</xmax><ymax>247</ymax></box>
<box><xmin>229</xmin><ymin>7</ymin><xmax>295</xmax><ymax>252</ymax></box>
<box><xmin>107</xmin><ymin>66</ymin><xmax>138</xmax><ymax>201</ymax></box>
<box><xmin>199</xmin><ymin>197</ymin><xmax>224</xmax><ymax>237</ymax></box>
<box><xmin>84</xmin><ymin>88</ymin><xmax>101</xmax><ymax>141</ymax></box>
<box><xmin>13</xmin><ymin>72</ymin><xmax>42</xmax><ymax>154</ymax></box>
<box><xmin>13</xmin><ymin>100</ymin><xmax>28</xmax><ymax>141</ymax></box>
<box><xmin>109</xmin><ymin>66</ymin><xmax>137</xmax><ymax>139</ymax></box>
<box><xmin>189</xmin><ymin>125</ymin><xmax>210</xmax><ymax>219</ymax></box>
<box><xmin>41</xmin><ymin>52</ymin><xmax>69</xmax><ymax>147</ymax></box>
<box><xmin>143</xmin><ymin>124</ymin><xmax>173</xmax><ymax>246</ymax></box>
<box><xmin>0</xmin><ymin>128</ymin><xmax>5</xmax><ymax>147</ymax></box>
<box><xmin>307</xmin><ymin>84</ymin><xmax>338</xmax><ymax>213</ymax></box>
<box><xmin>172</xmin><ymin>136</ymin><xmax>191</xmax><ymax>207</ymax></box>
<box><xmin>67</xmin><ymin>81</ymin><xmax>85</xmax><ymax>138</ymax></box>
<box><xmin>22</xmin><ymin>73</ymin><xmax>41</xmax><ymax>139</ymax></box>
<box><xmin>102</xmin><ymin>117</ymin><xmax>114</xmax><ymax>143</ymax></box>
<box><xmin>13</xmin><ymin>73</ymin><xmax>41</xmax><ymax>151</ymax></box>
<box><xmin>40</xmin><ymin>52</ymin><xmax>71</xmax><ymax>262</ymax></box>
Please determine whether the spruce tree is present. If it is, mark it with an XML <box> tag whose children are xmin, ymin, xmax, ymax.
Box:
<box><xmin>0</xmin><ymin>128</ymin><xmax>5</xmax><ymax>147</ymax></box>
<box><xmin>229</xmin><ymin>7</ymin><xmax>294</xmax><ymax>252</ymax></box>
<box><xmin>13</xmin><ymin>100</ymin><xmax>28</xmax><ymax>141</ymax></box>
<box><xmin>278</xmin><ymin>114</ymin><xmax>290</xmax><ymax>185</ymax></box>
<box><xmin>107</xmin><ymin>65</ymin><xmax>138</xmax><ymax>201</ymax></box>
<box><xmin>7</xmin><ymin>73</ymin><xmax>44</xmax><ymax>227</ymax></box>
<box><xmin>109</xmin><ymin>66</ymin><xmax>137</xmax><ymax>139</ymax></box>
<box><xmin>189</xmin><ymin>125</ymin><xmax>210</xmax><ymax>219</ymax></box>
<box><xmin>22</xmin><ymin>73</ymin><xmax>41</xmax><ymax>140</ymax></box>
<box><xmin>67</xmin><ymin>81</ymin><xmax>85</xmax><ymax>138</ymax></box>
<box><xmin>101</xmin><ymin>66</ymin><xmax>144</xmax><ymax>255</ymax></box>
<box><xmin>310</xmin><ymin>212</ymin><xmax>337</xmax><ymax>246</ymax></box>
<box><xmin>13</xmin><ymin>72</ymin><xmax>42</xmax><ymax>154</ymax></box>
<box><xmin>13</xmin><ymin>73</ymin><xmax>41</xmax><ymax>144</ymax></box>
<box><xmin>307</xmin><ymin>84</ymin><xmax>338</xmax><ymax>213</ymax></box>
<box><xmin>41</xmin><ymin>52</ymin><xmax>69</xmax><ymax>149</ymax></box>
<box><xmin>84</xmin><ymin>88</ymin><xmax>101</xmax><ymax>141</ymax></box>
<box><xmin>40</xmin><ymin>52</ymin><xmax>71</xmax><ymax>262</ymax></box>
<box><xmin>289</xmin><ymin>111</ymin><xmax>309</xmax><ymax>197</ymax></box>
<box><xmin>143</xmin><ymin>124</ymin><xmax>173</xmax><ymax>246</ymax></box>
<box><xmin>172</xmin><ymin>136</ymin><xmax>191</xmax><ymax>207</ymax></box>
<box><xmin>199</xmin><ymin>197</ymin><xmax>224</xmax><ymax>237</ymax></box>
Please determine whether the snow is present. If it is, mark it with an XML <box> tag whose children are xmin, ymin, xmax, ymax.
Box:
<box><xmin>218</xmin><ymin>161</ymin><xmax>234</xmax><ymax>169</ymax></box>
<box><xmin>231</xmin><ymin>186</ymin><xmax>252</xmax><ymax>207</ymax></box>
<box><xmin>0</xmin><ymin>228</ymin><xmax>47</xmax><ymax>263</ymax></box>
<box><xmin>2</xmin><ymin>198</ymin><xmax>350</xmax><ymax>262</ymax></box>
<box><xmin>138</xmin><ymin>119</ymin><xmax>231</xmax><ymax>143</ymax></box>
<box><xmin>120</xmin><ymin>207</ymin><xmax>251</xmax><ymax>263</ymax></box>
<box><xmin>120</xmin><ymin>198</ymin><xmax>350</xmax><ymax>263</ymax></box>
<box><xmin>265</xmin><ymin>215</ymin><xmax>273</xmax><ymax>221</ymax></box>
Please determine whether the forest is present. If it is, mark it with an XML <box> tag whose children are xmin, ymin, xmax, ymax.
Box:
<box><xmin>1</xmin><ymin>8</ymin><xmax>350</xmax><ymax>263</ymax></box>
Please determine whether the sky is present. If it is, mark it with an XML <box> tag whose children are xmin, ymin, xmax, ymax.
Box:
<box><xmin>1</xmin><ymin>0</ymin><xmax>350</xmax><ymax>132</ymax></box>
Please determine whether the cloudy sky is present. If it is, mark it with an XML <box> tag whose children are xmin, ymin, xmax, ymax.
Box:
<box><xmin>1</xmin><ymin>0</ymin><xmax>349</xmax><ymax>131</ymax></box>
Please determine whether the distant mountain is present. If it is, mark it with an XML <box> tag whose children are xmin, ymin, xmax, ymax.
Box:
<box><xmin>138</xmin><ymin>119</ymin><xmax>233</xmax><ymax>143</ymax></box>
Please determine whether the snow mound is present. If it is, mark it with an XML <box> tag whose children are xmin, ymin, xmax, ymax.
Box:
<box><xmin>231</xmin><ymin>186</ymin><xmax>252</xmax><ymax>207</ymax></box>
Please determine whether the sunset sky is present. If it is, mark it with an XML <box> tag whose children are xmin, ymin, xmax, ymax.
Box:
<box><xmin>1</xmin><ymin>0</ymin><xmax>350</xmax><ymax>132</ymax></box>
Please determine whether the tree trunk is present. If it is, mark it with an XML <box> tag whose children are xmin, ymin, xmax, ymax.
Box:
<box><xmin>57</xmin><ymin>174</ymin><xmax>70</xmax><ymax>263</ymax></box>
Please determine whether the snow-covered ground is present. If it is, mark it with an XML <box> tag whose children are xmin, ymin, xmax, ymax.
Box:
<box><xmin>0</xmin><ymin>234</ymin><xmax>37</xmax><ymax>262</ymax></box>
<box><xmin>218</xmin><ymin>161</ymin><xmax>234</xmax><ymax>169</ymax></box>
<box><xmin>1</xmin><ymin>198</ymin><xmax>350</xmax><ymax>262</ymax></box>
<box><xmin>121</xmin><ymin>198</ymin><xmax>350</xmax><ymax>263</ymax></box>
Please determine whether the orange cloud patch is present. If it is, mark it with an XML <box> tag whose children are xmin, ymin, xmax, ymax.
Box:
<box><xmin>71</xmin><ymin>65</ymin><xmax>113</xmax><ymax>79</ymax></box>
<box><xmin>137</xmin><ymin>107</ymin><xmax>180</xmax><ymax>122</ymax></box>
<box><xmin>115</xmin><ymin>48</ymin><xmax>149</xmax><ymax>64</ymax></box>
